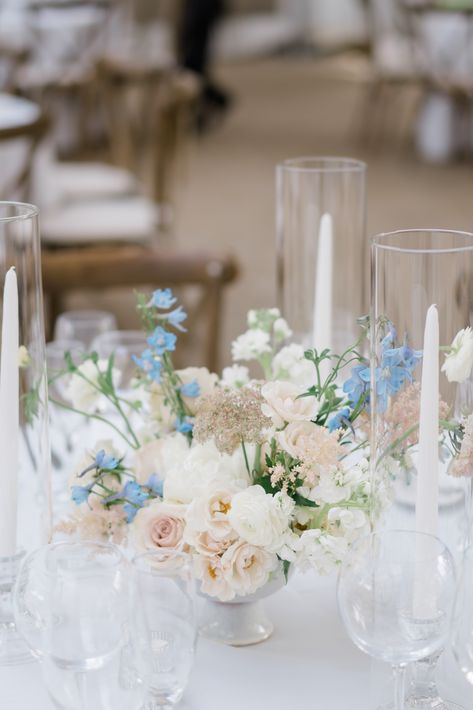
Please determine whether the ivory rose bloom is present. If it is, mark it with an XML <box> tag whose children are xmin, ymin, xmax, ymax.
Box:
<box><xmin>132</xmin><ymin>501</ymin><xmax>187</xmax><ymax>552</ymax></box>
<box><xmin>185</xmin><ymin>482</ymin><xmax>242</xmax><ymax>541</ymax></box>
<box><xmin>261</xmin><ymin>381</ymin><xmax>320</xmax><ymax>428</ymax></box>
<box><xmin>187</xmin><ymin>530</ymin><xmax>234</xmax><ymax>557</ymax></box>
<box><xmin>276</xmin><ymin>420</ymin><xmax>318</xmax><ymax>459</ymax></box>
<box><xmin>222</xmin><ymin>541</ymin><xmax>279</xmax><ymax>596</ymax></box>
<box><xmin>442</xmin><ymin>327</ymin><xmax>473</xmax><ymax>383</ymax></box>
<box><xmin>195</xmin><ymin>555</ymin><xmax>235</xmax><ymax>601</ymax></box>
<box><xmin>134</xmin><ymin>434</ymin><xmax>188</xmax><ymax>483</ymax></box>
<box><xmin>228</xmin><ymin>485</ymin><xmax>294</xmax><ymax>553</ymax></box>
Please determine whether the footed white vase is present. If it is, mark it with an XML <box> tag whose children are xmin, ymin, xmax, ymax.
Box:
<box><xmin>198</xmin><ymin>573</ymin><xmax>286</xmax><ymax>647</ymax></box>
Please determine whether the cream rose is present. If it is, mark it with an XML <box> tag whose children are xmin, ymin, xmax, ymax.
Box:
<box><xmin>222</xmin><ymin>540</ymin><xmax>279</xmax><ymax>596</ymax></box>
<box><xmin>134</xmin><ymin>434</ymin><xmax>189</xmax><ymax>483</ymax></box>
<box><xmin>194</xmin><ymin>554</ymin><xmax>235</xmax><ymax>601</ymax></box>
<box><xmin>132</xmin><ymin>501</ymin><xmax>187</xmax><ymax>552</ymax></box>
<box><xmin>185</xmin><ymin>482</ymin><xmax>242</xmax><ymax>542</ymax></box>
<box><xmin>228</xmin><ymin>485</ymin><xmax>294</xmax><ymax>552</ymax></box>
<box><xmin>276</xmin><ymin>420</ymin><xmax>318</xmax><ymax>459</ymax></box>
<box><xmin>442</xmin><ymin>327</ymin><xmax>473</xmax><ymax>383</ymax></box>
<box><xmin>187</xmin><ymin>530</ymin><xmax>233</xmax><ymax>557</ymax></box>
<box><xmin>261</xmin><ymin>381</ymin><xmax>320</xmax><ymax>428</ymax></box>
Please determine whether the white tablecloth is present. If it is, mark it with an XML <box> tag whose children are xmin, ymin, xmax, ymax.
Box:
<box><xmin>2</xmin><ymin>571</ymin><xmax>472</xmax><ymax>710</ymax></box>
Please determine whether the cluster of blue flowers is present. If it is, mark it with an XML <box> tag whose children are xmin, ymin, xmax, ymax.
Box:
<box><xmin>71</xmin><ymin>448</ymin><xmax>164</xmax><ymax>523</ymax></box>
<box><xmin>340</xmin><ymin>323</ymin><xmax>422</xmax><ymax>415</ymax></box>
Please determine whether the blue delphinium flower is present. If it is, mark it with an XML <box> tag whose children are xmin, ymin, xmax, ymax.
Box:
<box><xmin>132</xmin><ymin>349</ymin><xmax>162</xmax><ymax>383</ymax></box>
<box><xmin>145</xmin><ymin>473</ymin><xmax>164</xmax><ymax>497</ymax></box>
<box><xmin>327</xmin><ymin>407</ymin><xmax>352</xmax><ymax>433</ymax></box>
<box><xmin>176</xmin><ymin>417</ymin><xmax>193</xmax><ymax>434</ymax></box>
<box><xmin>95</xmin><ymin>449</ymin><xmax>119</xmax><ymax>470</ymax></box>
<box><xmin>150</xmin><ymin>288</ymin><xmax>177</xmax><ymax>309</ymax></box>
<box><xmin>147</xmin><ymin>326</ymin><xmax>177</xmax><ymax>355</ymax></box>
<box><xmin>180</xmin><ymin>380</ymin><xmax>200</xmax><ymax>398</ymax></box>
<box><xmin>123</xmin><ymin>480</ymin><xmax>149</xmax><ymax>507</ymax></box>
<box><xmin>123</xmin><ymin>503</ymin><xmax>139</xmax><ymax>523</ymax></box>
<box><xmin>166</xmin><ymin>306</ymin><xmax>187</xmax><ymax>332</ymax></box>
<box><xmin>343</xmin><ymin>365</ymin><xmax>370</xmax><ymax>404</ymax></box>
<box><xmin>71</xmin><ymin>484</ymin><xmax>92</xmax><ymax>505</ymax></box>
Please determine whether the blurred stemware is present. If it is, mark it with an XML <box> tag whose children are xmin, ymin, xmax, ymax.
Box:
<box><xmin>54</xmin><ymin>310</ymin><xmax>117</xmax><ymax>349</ymax></box>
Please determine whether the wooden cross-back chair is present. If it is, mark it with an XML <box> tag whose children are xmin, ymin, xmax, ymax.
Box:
<box><xmin>42</xmin><ymin>244</ymin><xmax>238</xmax><ymax>372</ymax></box>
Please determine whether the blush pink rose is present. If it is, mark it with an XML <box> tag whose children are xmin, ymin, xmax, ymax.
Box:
<box><xmin>132</xmin><ymin>502</ymin><xmax>187</xmax><ymax>553</ymax></box>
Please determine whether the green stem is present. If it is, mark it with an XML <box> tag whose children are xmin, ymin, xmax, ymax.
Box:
<box><xmin>241</xmin><ymin>440</ymin><xmax>251</xmax><ymax>478</ymax></box>
<box><xmin>50</xmin><ymin>398</ymin><xmax>138</xmax><ymax>449</ymax></box>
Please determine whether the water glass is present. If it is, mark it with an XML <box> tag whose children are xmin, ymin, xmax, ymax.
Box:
<box><xmin>13</xmin><ymin>541</ymin><xmax>149</xmax><ymax>710</ymax></box>
<box><xmin>54</xmin><ymin>310</ymin><xmax>117</xmax><ymax>349</ymax></box>
<box><xmin>132</xmin><ymin>550</ymin><xmax>197</xmax><ymax>709</ymax></box>
<box><xmin>337</xmin><ymin>530</ymin><xmax>457</xmax><ymax>710</ymax></box>
<box><xmin>91</xmin><ymin>330</ymin><xmax>147</xmax><ymax>392</ymax></box>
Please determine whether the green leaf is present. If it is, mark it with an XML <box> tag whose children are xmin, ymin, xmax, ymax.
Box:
<box><xmin>282</xmin><ymin>559</ymin><xmax>291</xmax><ymax>583</ymax></box>
<box><xmin>293</xmin><ymin>493</ymin><xmax>318</xmax><ymax>508</ymax></box>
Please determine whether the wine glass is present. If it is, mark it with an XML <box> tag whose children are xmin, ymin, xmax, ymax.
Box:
<box><xmin>453</xmin><ymin>546</ymin><xmax>473</xmax><ymax>685</ymax></box>
<box><xmin>90</xmin><ymin>330</ymin><xmax>147</xmax><ymax>393</ymax></box>
<box><xmin>13</xmin><ymin>541</ymin><xmax>149</xmax><ymax>710</ymax></box>
<box><xmin>132</xmin><ymin>550</ymin><xmax>197</xmax><ymax>709</ymax></box>
<box><xmin>337</xmin><ymin>530</ymin><xmax>457</xmax><ymax>710</ymax></box>
<box><xmin>54</xmin><ymin>310</ymin><xmax>117</xmax><ymax>349</ymax></box>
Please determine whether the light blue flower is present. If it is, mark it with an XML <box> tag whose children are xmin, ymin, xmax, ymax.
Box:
<box><xmin>327</xmin><ymin>407</ymin><xmax>352</xmax><ymax>433</ymax></box>
<box><xmin>180</xmin><ymin>380</ymin><xmax>200</xmax><ymax>398</ymax></box>
<box><xmin>343</xmin><ymin>365</ymin><xmax>370</xmax><ymax>405</ymax></box>
<box><xmin>150</xmin><ymin>288</ymin><xmax>177</xmax><ymax>309</ymax></box>
<box><xmin>166</xmin><ymin>306</ymin><xmax>187</xmax><ymax>332</ymax></box>
<box><xmin>71</xmin><ymin>485</ymin><xmax>91</xmax><ymax>505</ymax></box>
<box><xmin>123</xmin><ymin>480</ymin><xmax>149</xmax><ymax>507</ymax></box>
<box><xmin>95</xmin><ymin>449</ymin><xmax>119</xmax><ymax>470</ymax></box>
<box><xmin>147</xmin><ymin>326</ymin><xmax>177</xmax><ymax>355</ymax></box>
<box><xmin>132</xmin><ymin>349</ymin><xmax>162</xmax><ymax>383</ymax></box>
<box><xmin>145</xmin><ymin>473</ymin><xmax>164</xmax><ymax>497</ymax></box>
<box><xmin>381</xmin><ymin>324</ymin><xmax>397</xmax><ymax>351</ymax></box>
<box><xmin>175</xmin><ymin>418</ymin><xmax>193</xmax><ymax>434</ymax></box>
<box><xmin>123</xmin><ymin>503</ymin><xmax>139</xmax><ymax>523</ymax></box>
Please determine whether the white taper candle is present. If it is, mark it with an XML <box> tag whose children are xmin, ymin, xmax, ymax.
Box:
<box><xmin>313</xmin><ymin>213</ymin><xmax>333</xmax><ymax>380</ymax></box>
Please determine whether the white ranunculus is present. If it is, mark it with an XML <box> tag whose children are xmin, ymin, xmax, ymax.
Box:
<box><xmin>272</xmin><ymin>343</ymin><xmax>315</xmax><ymax>388</ymax></box>
<box><xmin>231</xmin><ymin>328</ymin><xmax>271</xmax><ymax>361</ymax></box>
<box><xmin>184</xmin><ymin>481</ymin><xmax>243</xmax><ymax>542</ymax></box>
<box><xmin>131</xmin><ymin>501</ymin><xmax>187</xmax><ymax>553</ymax></box>
<box><xmin>261</xmin><ymin>380</ymin><xmax>320</xmax><ymax>428</ymax></box>
<box><xmin>273</xmin><ymin>317</ymin><xmax>292</xmax><ymax>341</ymax></box>
<box><xmin>134</xmin><ymin>434</ymin><xmax>189</xmax><ymax>483</ymax></box>
<box><xmin>222</xmin><ymin>540</ymin><xmax>279</xmax><ymax>596</ymax></box>
<box><xmin>195</xmin><ymin>554</ymin><xmax>236</xmax><ymax>601</ymax></box>
<box><xmin>442</xmin><ymin>327</ymin><xmax>473</xmax><ymax>383</ymax></box>
<box><xmin>294</xmin><ymin>529</ymin><xmax>348</xmax><ymax>575</ymax></box>
<box><xmin>66</xmin><ymin>359</ymin><xmax>120</xmax><ymax>413</ymax></box>
<box><xmin>221</xmin><ymin>364</ymin><xmax>250</xmax><ymax>388</ymax></box>
<box><xmin>228</xmin><ymin>485</ymin><xmax>294</xmax><ymax>552</ymax></box>
<box><xmin>326</xmin><ymin>507</ymin><xmax>368</xmax><ymax>542</ymax></box>
<box><xmin>276</xmin><ymin>420</ymin><xmax>317</xmax><ymax>459</ymax></box>
<box><xmin>163</xmin><ymin>440</ymin><xmax>251</xmax><ymax>504</ymax></box>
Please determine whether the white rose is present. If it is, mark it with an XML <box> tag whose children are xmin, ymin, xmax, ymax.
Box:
<box><xmin>272</xmin><ymin>344</ymin><xmax>315</xmax><ymax>388</ymax></box>
<box><xmin>66</xmin><ymin>359</ymin><xmax>120</xmax><ymax>413</ymax></box>
<box><xmin>221</xmin><ymin>364</ymin><xmax>250</xmax><ymax>388</ymax></box>
<box><xmin>163</xmin><ymin>440</ymin><xmax>250</xmax><ymax>504</ymax></box>
<box><xmin>442</xmin><ymin>327</ymin><xmax>473</xmax><ymax>383</ymax></box>
<box><xmin>222</xmin><ymin>540</ymin><xmax>279</xmax><ymax>596</ymax></box>
<box><xmin>184</xmin><ymin>481</ymin><xmax>242</xmax><ymax>542</ymax></box>
<box><xmin>294</xmin><ymin>529</ymin><xmax>348</xmax><ymax>575</ymax></box>
<box><xmin>187</xmin><ymin>530</ymin><xmax>234</xmax><ymax>557</ymax></box>
<box><xmin>273</xmin><ymin>317</ymin><xmax>292</xmax><ymax>341</ymax></box>
<box><xmin>228</xmin><ymin>485</ymin><xmax>294</xmax><ymax>552</ymax></box>
<box><xmin>194</xmin><ymin>554</ymin><xmax>236</xmax><ymax>601</ymax></box>
<box><xmin>134</xmin><ymin>434</ymin><xmax>189</xmax><ymax>483</ymax></box>
<box><xmin>232</xmin><ymin>329</ymin><xmax>271</xmax><ymax>361</ymax></box>
<box><xmin>131</xmin><ymin>501</ymin><xmax>187</xmax><ymax>553</ymax></box>
<box><xmin>261</xmin><ymin>380</ymin><xmax>320</xmax><ymax>428</ymax></box>
<box><xmin>276</xmin><ymin>420</ymin><xmax>317</xmax><ymax>459</ymax></box>
<box><xmin>326</xmin><ymin>507</ymin><xmax>368</xmax><ymax>542</ymax></box>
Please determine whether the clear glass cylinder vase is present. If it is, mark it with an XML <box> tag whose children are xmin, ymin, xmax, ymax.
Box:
<box><xmin>276</xmin><ymin>157</ymin><xmax>367</xmax><ymax>354</ymax></box>
<box><xmin>0</xmin><ymin>202</ymin><xmax>51</xmax><ymax>554</ymax></box>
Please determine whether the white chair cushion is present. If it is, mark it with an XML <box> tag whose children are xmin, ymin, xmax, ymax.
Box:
<box><xmin>48</xmin><ymin>162</ymin><xmax>138</xmax><ymax>201</ymax></box>
<box><xmin>41</xmin><ymin>196</ymin><xmax>159</xmax><ymax>245</ymax></box>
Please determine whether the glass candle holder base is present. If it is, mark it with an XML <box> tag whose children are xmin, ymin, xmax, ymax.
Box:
<box><xmin>0</xmin><ymin>549</ymin><xmax>35</xmax><ymax>666</ymax></box>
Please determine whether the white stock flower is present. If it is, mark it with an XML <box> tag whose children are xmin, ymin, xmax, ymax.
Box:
<box><xmin>221</xmin><ymin>540</ymin><xmax>279</xmax><ymax>596</ymax></box>
<box><xmin>272</xmin><ymin>344</ymin><xmax>315</xmax><ymax>388</ymax></box>
<box><xmin>261</xmin><ymin>380</ymin><xmax>320</xmax><ymax>428</ymax></box>
<box><xmin>228</xmin><ymin>485</ymin><xmax>294</xmax><ymax>553</ymax></box>
<box><xmin>232</xmin><ymin>329</ymin><xmax>271</xmax><ymax>361</ymax></box>
<box><xmin>273</xmin><ymin>318</ymin><xmax>292</xmax><ymax>341</ymax></box>
<box><xmin>221</xmin><ymin>364</ymin><xmax>250</xmax><ymax>388</ymax></box>
<box><xmin>163</xmin><ymin>441</ymin><xmax>250</xmax><ymax>504</ymax></box>
<box><xmin>134</xmin><ymin>434</ymin><xmax>189</xmax><ymax>484</ymax></box>
<box><xmin>326</xmin><ymin>507</ymin><xmax>368</xmax><ymax>542</ymax></box>
<box><xmin>442</xmin><ymin>327</ymin><xmax>473</xmax><ymax>383</ymax></box>
<box><xmin>294</xmin><ymin>529</ymin><xmax>348</xmax><ymax>575</ymax></box>
<box><xmin>311</xmin><ymin>461</ymin><xmax>365</xmax><ymax>505</ymax></box>
<box><xmin>66</xmin><ymin>359</ymin><xmax>119</xmax><ymax>413</ymax></box>
<box><xmin>247</xmin><ymin>308</ymin><xmax>280</xmax><ymax>328</ymax></box>
<box><xmin>184</xmin><ymin>481</ymin><xmax>242</xmax><ymax>542</ymax></box>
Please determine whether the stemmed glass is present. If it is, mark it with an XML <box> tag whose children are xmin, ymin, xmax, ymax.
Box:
<box><xmin>54</xmin><ymin>310</ymin><xmax>117</xmax><ymax>349</ymax></box>
<box><xmin>453</xmin><ymin>547</ymin><xmax>473</xmax><ymax>686</ymax></box>
<box><xmin>337</xmin><ymin>530</ymin><xmax>457</xmax><ymax>710</ymax></box>
<box><xmin>91</xmin><ymin>330</ymin><xmax>147</xmax><ymax>394</ymax></box>
<box><xmin>132</xmin><ymin>550</ymin><xmax>197</xmax><ymax>710</ymax></box>
<box><xmin>13</xmin><ymin>541</ymin><xmax>149</xmax><ymax>710</ymax></box>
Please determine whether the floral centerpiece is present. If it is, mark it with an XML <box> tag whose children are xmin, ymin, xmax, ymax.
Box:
<box><xmin>55</xmin><ymin>291</ymin><xmax>376</xmax><ymax>609</ymax></box>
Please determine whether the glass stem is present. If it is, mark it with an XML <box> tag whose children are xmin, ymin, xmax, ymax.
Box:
<box><xmin>406</xmin><ymin>653</ymin><xmax>441</xmax><ymax>703</ymax></box>
<box><xmin>393</xmin><ymin>663</ymin><xmax>407</xmax><ymax>710</ymax></box>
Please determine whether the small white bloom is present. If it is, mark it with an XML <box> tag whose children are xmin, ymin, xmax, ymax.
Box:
<box><xmin>273</xmin><ymin>317</ymin><xmax>292</xmax><ymax>341</ymax></box>
<box><xmin>232</xmin><ymin>329</ymin><xmax>271</xmax><ymax>361</ymax></box>
<box><xmin>442</xmin><ymin>327</ymin><xmax>473</xmax><ymax>383</ymax></box>
<box><xmin>18</xmin><ymin>345</ymin><xmax>30</xmax><ymax>368</ymax></box>
<box><xmin>272</xmin><ymin>344</ymin><xmax>315</xmax><ymax>388</ymax></box>
<box><xmin>66</xmin><ymin>359</ymin><xmax>119</xmax><ymax>413</ymax></box>
<box><xmin>294</xmin><ymin>529</ymin><xmax>348</xmax><ymax>575</ymax></box>
<box><xmin>228</xmin><ymin>485</ymin><xmax>294</xmax><ymax>554</ymax></box>
<box><xmin>221</xmin><ymin>364</ymin><xmax>250</xmax><ymax>388</ymax></box>
<box><xmin>261</xmin><ymin>380</ymin><xmax>320</xmax><ymax>428</ymax></box>
<box><xmin>326</xmin><ymin>507</ymin><xmax>368</xmax><ymax>542</ymax></box>
<box><xmin>311</xmin><ymin>460</ymin><xmax>366</xmax><ymax>505</ymax></box>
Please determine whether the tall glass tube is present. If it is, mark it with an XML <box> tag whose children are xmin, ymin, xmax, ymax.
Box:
<box><xmin>276</xmin><ymin>157</ymin><xmax>366</xmax><ymax>353</ymax></box>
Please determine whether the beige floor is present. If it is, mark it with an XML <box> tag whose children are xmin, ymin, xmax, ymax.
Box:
<box><xmin>170</xmin><ymin>56</ymin><xmax>473</xmax><ymax>368</ymax></box>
